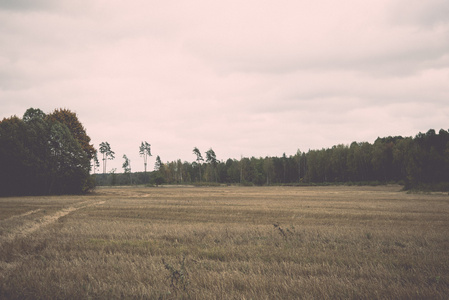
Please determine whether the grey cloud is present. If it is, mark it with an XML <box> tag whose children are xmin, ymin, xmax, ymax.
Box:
<box><xmin>1</xmin><ymin>0</ymin><xmax>448</xmax><ymax>171</ymax></box>
<box><xmin>0</xmin><ymin>0</ymin><xmax>57</xmax><ymax>11</ymax></box>
<box><xmin>0</xmin><ymin>0</ymin><xmax>92</xmax><ymax>15</ymax></box>
<box><xmin>187</xmin><ymin>27</ymin><xmax>449</xmax><ymax>77</ymax></box>
<box><xmin>183</xmin><ymin>1</ymin><xmax>449</xmax><ymax>77</ymax></box>
<box><xmin>388</xmin><ymin>0</ymin><xmax>449</xmax><ymax>27</ymax></box>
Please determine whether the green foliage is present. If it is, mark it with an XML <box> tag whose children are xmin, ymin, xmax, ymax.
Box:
<box><xmin>46</xmin><ymin>108</ymin><xmax>95</xmax><ymax>160</ymax></box>
<box><xmin>23</xmin><ymin>108</ymin><xmax>46</xmax><ymax>122</ymax></box>
<box><xmin>154</xmin><ymin>155</ymin><xmax>163</xmax><ymax>171</ymax></box>
<box><xmin>92</xmin><ymin>151</ymin><xmax>100</xmax><ymax>174</ymax></box>
<box><xmin>109</xmin><ymin>169</ymin><xmax>117</xmax><ymax>186</ymax></box>
<box><xmin>122</xmin><ymin>154</ymin><xmax>131</xmax><ymax>173</ymax></box>
<box><xmin>99</xmin><ymin>142</ymin><xmax>115</xmax><ymax>174</ymax></box>
<box><xmin>139</xmin><ymin>141</ymin><xmax>152</xmax><ymax>173</ymax></box>
<box><xmin>91</xmin><ymin>128</ymin><xmax>449</xmax><ymax>191</ymax></box>
<box><xmin>0</xmin><ymin>108</ymin><xmax>93</xmax><ymax>196</ymax></box>
<box><xmin>193</xmin><ymin>147</ymin><xmax>203</xmax><ymax>182</ymax></box>
<box><xmin>151</xmin><ymin>171</ymin><xmax>165</xmax><ymax>186</ymax></box>
<box><xmin>122</xmin><ymin>155</ymin><xmax>132</xmax><ymax>184</ymax></box>
<box><xmin>205</xmin><ymin>148</ymin><xmax>218</xmax><ymax>182</ymax></box>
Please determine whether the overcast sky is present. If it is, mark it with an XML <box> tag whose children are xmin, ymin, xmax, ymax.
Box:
<box><xmin>1</xmin><ymin>0</ymin><xmax>448</xmax><ymax>172</ymax></box>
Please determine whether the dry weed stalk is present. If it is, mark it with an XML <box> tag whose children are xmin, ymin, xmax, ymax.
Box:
<box><xmin>162</xmin><ymin>255</ymin><xmax>190</xmax><ymax>295</ymax></box>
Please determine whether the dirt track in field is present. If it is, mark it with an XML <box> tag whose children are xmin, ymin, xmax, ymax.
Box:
<box><xmin>0</xmin><ymin>200</ymin><xmax>105</xmax><ymax>245</ymax></box>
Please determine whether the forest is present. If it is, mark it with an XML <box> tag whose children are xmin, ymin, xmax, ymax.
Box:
<box><xmin>97</xmin><ymin>130</ymin><xmax>449</xmax><ymax>191</ymax></box>
<box><xmin>1</xmin><ymin>108</ymin><xmax>449</xmax><ymax>196</ymax></box>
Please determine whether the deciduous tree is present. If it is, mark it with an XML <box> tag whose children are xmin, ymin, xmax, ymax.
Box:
<box><xmin>0</xmin><ymin>108</ymin><xmax>93</xmax><ymax>196</ymax></box>
<box><xmin>46</xmin><ymin>108</ymin><xmax>95</xmax><ymax>161</ymax></box>
<box><xmin>92</xmin><ymin>151</ymin><xmax>100</xmax><ymax>174</ymax></box>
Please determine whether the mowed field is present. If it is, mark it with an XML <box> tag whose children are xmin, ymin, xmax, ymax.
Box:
<box><xmin>0</xmin><ymin>185</ymin><xmax>448</xmax><ymax>299</ymax></box>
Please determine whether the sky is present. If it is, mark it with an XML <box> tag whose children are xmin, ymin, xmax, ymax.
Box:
<box><xmin>1</xmin><ymin>0</ymin><xmax>448</xmax><ymax>173</ymax></box>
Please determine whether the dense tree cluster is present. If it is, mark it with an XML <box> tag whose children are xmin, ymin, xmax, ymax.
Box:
<box><xmin>304</xmin><ymin>130</ymin><xmax>449</xmax><ymax>189</ymax></box>
<box><xmin>0</xmin><ymin>108</ymin><xmax>95</xmax><ymax>196</ymax></box>
<box><xmin>142</xmin><ymin>130</ymin><xmax>449</xmax><ymax>190</ymax></box>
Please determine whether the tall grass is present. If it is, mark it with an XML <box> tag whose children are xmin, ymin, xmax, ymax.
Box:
<box><xmin>1</xmin><ymin>186</ymin><xmax>448</xmax><ymax>299</ymax></box>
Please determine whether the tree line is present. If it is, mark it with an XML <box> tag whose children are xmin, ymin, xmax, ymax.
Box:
<box><xmin>97</xmin><ymin>128</ymin><xmax>449</xmax><ymax>191</ymax></box>
<box><xmin>2</xmin><ymin>108</ymin><xmax>448</xmax><ymax>195</ymax></box>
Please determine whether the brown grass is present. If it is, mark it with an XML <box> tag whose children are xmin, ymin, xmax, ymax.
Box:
<box><xmin>1</xmin><ymin>185</ymin><xmax>448</xmax><ymax>299</ymax></box>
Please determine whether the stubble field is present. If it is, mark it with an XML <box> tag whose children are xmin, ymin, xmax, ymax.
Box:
<box><xmin>0</xmin><ymin>185</ymin><xmax>448</xmax><ymax>299</ymax></box>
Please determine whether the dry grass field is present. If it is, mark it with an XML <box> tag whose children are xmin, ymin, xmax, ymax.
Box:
<box><xmin>0</xmin><ymin>185</ymin><xmax>448</xmax><ymax>299</ymax></box>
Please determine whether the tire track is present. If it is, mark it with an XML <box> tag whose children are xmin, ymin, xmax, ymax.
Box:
<box><xmin>0</xmin><ymin>200</ymin><xmax>105</xmax><ymax>278</ymax></box>
<box><xmin>2</xmin><ymin>209</ymin><xmax>43</xmax><ymax>221</ymax></box>
<box><xmin>0</xmin><ymin>200</ymin><xmax>105</xmax><ymax>245</ymax></box>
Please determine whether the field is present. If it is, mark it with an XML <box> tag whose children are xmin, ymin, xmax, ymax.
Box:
<box><xmin>1</xmin><ymin>185</ymin><xmax>448</xmax><ymax>299</ymax></box>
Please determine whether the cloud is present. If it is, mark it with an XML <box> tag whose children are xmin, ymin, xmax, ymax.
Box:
<box><xmin>388</xmin><ymin>0</ymin><xmax>449</xmax><ymax>28</ymax></box>
<box><xmin>180</xmin><ymin>0</ymin><xmax>449</xmax><ymax>77</ymax></box>
<box><xmin>1</xmin><ymin>0</ymin><xmax>448</xmax><ymax>172</ymax></box>
<box><xmin>0</xmin><ymin>0</ymin><xmax>59</xmax><ymax>11</ymax></box>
